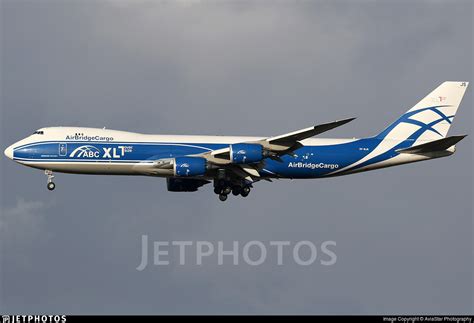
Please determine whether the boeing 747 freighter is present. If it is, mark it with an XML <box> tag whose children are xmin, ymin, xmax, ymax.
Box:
<box><xmin>4</xmin><ymin>82</ymin><xmax>469</xmax><ymax>201</ymax></box>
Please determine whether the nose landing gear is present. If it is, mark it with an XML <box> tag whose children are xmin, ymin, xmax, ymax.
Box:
<box><xmin>45</xmin><ymin>170</ymin><xmax>56</xmax><ymax>191</ymax></box>
<box><xmin>47</xmin><ymin>182</ymin><xmax>56</xmax><ymax>191</ymax></box>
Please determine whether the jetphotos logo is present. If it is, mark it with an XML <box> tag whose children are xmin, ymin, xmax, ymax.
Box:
<box><xmin>136</xmin><ymin>235</ymin><xmax>337</xmax><ymax>270</ymax></box>
<box><xmin>1</xmin><ymin>316</ymin><xmax>66</xmax><ymax>323</ymax></box>
<box><xmin>69</xmin><ymin>145</ymin><xmax>133</xmax><ymax>159</ymax></box>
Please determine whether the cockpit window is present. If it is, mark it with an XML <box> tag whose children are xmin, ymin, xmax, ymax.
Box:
<box><xmin>33</xmin><ymin>131</ymin><xmax>44</xmax><ymax>135</ymax></box>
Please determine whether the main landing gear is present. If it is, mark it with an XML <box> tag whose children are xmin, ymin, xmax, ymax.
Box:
<box><xmin>45</xmin><ymin>170</ymin><xmax>56</xmax><ymax>191</ymax></box>
<box><xmin>214</xmin><ymin>179</ymin><xmax>251</xmax><ymax>202</ymax></box>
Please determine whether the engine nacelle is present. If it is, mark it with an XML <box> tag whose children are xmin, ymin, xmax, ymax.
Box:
<box><xmin>230</xmin><ymin>143</ymin><xmax>263</xmax><ymax>164</ymax></box>
<box><xmin>173</xmin><ymin>157</ymin><xmax>207</xmax><ymax>177</ymax></box>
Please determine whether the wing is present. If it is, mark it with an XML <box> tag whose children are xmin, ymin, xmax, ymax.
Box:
<box><xmin>260</xmin><ymin>118</ymin><xmax>356</xmax><ymax>151</ymax></box>
<box><xmin>200</xmin><ymin>117</ymin><xmax>356</xmax><ymax>165</ymax></box>
<box><xmin>153</xmin><ymin>117</ymin><xmax>356</xmax><ymax>183</ymax></box>
<box><xmin>199</xmin><ymin>117</ymin><xmax>355</xmax><ymax>182</ymax></box>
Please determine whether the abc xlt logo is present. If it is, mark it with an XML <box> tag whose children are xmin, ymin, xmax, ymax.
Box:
<box><xmin>69</xmin><ymin>145</ymin><xmax>133</xmax><ymax>159</ymax></box>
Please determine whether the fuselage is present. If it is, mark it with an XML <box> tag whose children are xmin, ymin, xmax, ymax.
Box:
<box><xmin>3</xmin><ymin>127</ymin><xmax>453</xmax><ymax>179</ymax></box>
<box><xmin>3</xmin><ymin>82</ymin><xmax>467</xmax><ymax>201</ymax></box>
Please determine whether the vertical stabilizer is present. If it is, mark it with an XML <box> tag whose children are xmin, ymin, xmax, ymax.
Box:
<box><xmin>376</xmin><ymin>81</ymin><xmax>469</xmax><ymax>142</ymax></box>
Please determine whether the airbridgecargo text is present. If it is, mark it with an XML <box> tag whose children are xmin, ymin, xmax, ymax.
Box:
<box><xmin>65</xmin><ymin>134</ymin><xmax>114</xmax><ymax>141</ymax></box>
<box><xmin>288</xmin><ymin>162</ymin><xmax>339</xmax><ymax>170</ymax></box>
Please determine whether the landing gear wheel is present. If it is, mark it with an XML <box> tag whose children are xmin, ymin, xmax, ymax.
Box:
<box><xmin>219</xmin><ymin>194</ymin><xmax>228</xmax><ymax>202</ymax></box>
<box><xmin>214</xmin><ymin>187</ymin><xmax>222</xmax><ymax>195</ymax></box>
<box><xmin>232</xmin><ymin>186</ymin><xmax>241</xmax><ymax>196</ymax></box>
<box><xmin>241</xmin><ymin>186</ymin><xmax>250</xmax><ymax>197</ymax></box>
<box><xmin>217</xmin><ymin>179</ymin><xmax>226</xmax><ymax>188</ymax></box>
<box><xmin>223</xmin><ymin>186</ymin><xmax>232</xmax><ymax>195</ymax></box>
<box><xmin>45</xmin><ymin>170</ymin><xmax>55</xmax><ymax>191</ymax></box>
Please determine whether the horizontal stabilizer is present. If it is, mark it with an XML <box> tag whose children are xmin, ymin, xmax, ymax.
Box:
<box><xmin>396</xmin><ymin>135</ymin><xmax>467</xmax><ymax>154</ymax></box>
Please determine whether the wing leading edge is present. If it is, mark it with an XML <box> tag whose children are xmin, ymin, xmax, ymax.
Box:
<box><xmin>201</xmin><ymin>117</ymin><xmax>356</xmax><ymax>165</ymax></box>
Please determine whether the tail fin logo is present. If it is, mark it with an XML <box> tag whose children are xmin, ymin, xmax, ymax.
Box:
<box><xmin>377</xmin><ymin>105</ymin><xmax>455</xmax><ymax>140</ymax></box>
<box><xmin>377</xmin><ymin>82</ymin><xmax>468</xmax><ymax>141</ymax></box>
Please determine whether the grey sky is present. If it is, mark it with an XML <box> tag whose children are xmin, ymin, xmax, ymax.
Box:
<box><xmin>1</xmin><ymin>0</ymin><xmax>472</xmax><ymax>314</ymax></box>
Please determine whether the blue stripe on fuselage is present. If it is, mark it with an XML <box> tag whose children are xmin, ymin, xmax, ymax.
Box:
<box><xmin>13</xmin><ymin>138</ymin><xmax>397</xmax><ymax>178</ymax></box>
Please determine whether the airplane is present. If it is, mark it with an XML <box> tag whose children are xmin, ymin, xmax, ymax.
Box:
<box><xmin>3</xmin><ymin>81</ymin><xmax>469</xmax><ymax>201</ymax></box>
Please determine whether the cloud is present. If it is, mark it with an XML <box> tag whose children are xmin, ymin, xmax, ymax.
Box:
<box><xmin>1</xmin><ymin>0</ymin><xmax>472</xmax><ymax>314</ymax></box>
<box><xmin>0</xmin><ymin>198</ymin><xmax>52</xmax><ymax>243</ymax></box>
<box><xmin>0</xmin><ymin>198</ymin><xmax>54</xmax><ymax>276</ymax></box>
<box><xmin>104</xmin><ymin>0</ymin><xmax>202</xmax><ymax>8</ymax></box>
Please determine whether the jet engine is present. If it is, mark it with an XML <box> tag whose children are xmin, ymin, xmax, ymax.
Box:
<box><xmin>230</xmin><ymin>143</ymin><xmax>263</xmax><ymax>164</ymax></box>
<box><xmin>173</xmin><ymin>157</ymin><xmax>207</xmax><ymax>177</ymax></box>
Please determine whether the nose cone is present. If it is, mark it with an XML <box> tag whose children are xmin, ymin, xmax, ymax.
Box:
<box><xmin>4</xmin><ymin>145</ymin><xmax>13</xmax><ymax>159</ymax></box>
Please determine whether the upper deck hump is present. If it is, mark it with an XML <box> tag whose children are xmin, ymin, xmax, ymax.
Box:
<box><xmin>39</xmin><ymin>127</ymin><xmax>358</xmax><ymax>146</ymax></box>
